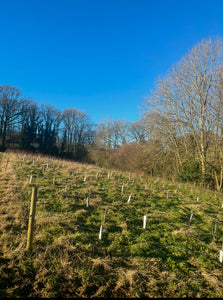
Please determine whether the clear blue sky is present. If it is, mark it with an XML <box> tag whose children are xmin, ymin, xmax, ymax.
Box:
<box><xmin>0</xmin><ymin>0</ymin><xmax>223</xmax><ymax>123</ymax></box>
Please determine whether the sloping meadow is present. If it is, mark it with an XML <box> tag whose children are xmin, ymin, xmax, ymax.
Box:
<box><xmin>1</xmin><ymin>151</ymin><xmax>223</xmax><ymax>297</ymax></box>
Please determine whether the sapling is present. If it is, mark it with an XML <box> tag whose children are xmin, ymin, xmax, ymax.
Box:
<box><xmin>143</xmin><ymin>215</ymin><xmax>147</xmax><ymax>229</ymax></box>
<box><xmin>220</xmin><ymin>245</ymin><xmax>223</xmax><ymax>263</ymax></box>
<box><xmin>189</xmin><ymin>213</ymin><xmax>193</xmax><ymax>226</ymax></box>
<box><xmin>99</xmin><ymin>224</ymin><xmax>103</xmax><ymax>240</ymax></box>
<box><xmin>86</xmin><ymin>197</ymin><xmax>90</xmax><ymax>208</ymax></box>
<box><xmin>211</xmin><ymin>222</ymin><xmax>217</xmax><ymax>241</ymax></box>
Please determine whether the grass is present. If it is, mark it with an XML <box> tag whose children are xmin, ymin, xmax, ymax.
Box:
<box><xmin>1</xmin><ymin>150</ymin><xmax>223</xmax><ymax>297</ymax></box>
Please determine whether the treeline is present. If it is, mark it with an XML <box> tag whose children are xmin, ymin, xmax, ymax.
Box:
<box><xmin>0</xmin><ymin>85</ymin><xmax>146</xmax><ymax>161</ymax></box>
<box><xmin>0</xmin><ymin>87</ymin><xmax>95</xmax><ymax>160</ymax></box>
<box><xmin>1</xmin><ymin>37</ymin><xmax>223</xmax><ymax>190</ymax></box>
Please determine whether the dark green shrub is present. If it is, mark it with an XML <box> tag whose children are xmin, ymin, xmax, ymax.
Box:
<box><xmin>177</xmin><ymin>160</ymin><xmax>201</xmax><ymax>183</ymax></box>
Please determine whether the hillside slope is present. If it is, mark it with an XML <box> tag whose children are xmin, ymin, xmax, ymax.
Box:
<box><xmin>1</xmin><ymin>151</ymin><xmax>223</xmax><ymax>297</ymax></box>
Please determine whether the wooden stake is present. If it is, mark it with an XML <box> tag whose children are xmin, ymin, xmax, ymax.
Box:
<box><xmin>26</xmin><ymin>186</ymin><xmax>38</xmax><ymax>252</ymax></box>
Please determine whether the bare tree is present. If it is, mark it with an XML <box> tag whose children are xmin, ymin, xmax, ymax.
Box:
<box><xmin>39</xmin><ymin>104</ymin><xmax>61</xmax><ymax>154</ymax></box>
<box><xmin>19</xmin><ymin>100</ymin><xmax>41</xmax><ymax>150</ymax></box>
<box><xmin>129</xmin><ymin>120</ymin><xmax>147</xmax><ymax>143</ymax></box>
<box><xmin>62</xmin><ymin>108</ymin><xmax>94</xmax><ymax>160</ymax></box>
<box><xmin>95</xmin><ymin>119</ymin><xmax>130</xmax><ymax>150</ymax></box>
<box><xmin>94</xmin><ymin>120</ymin><xmax>114</xmax><ymax>150</ymax></box>
<box><xmin>0</xmin><ymin>85</ymin><xmax>25</xmax><ymax>150</ymax></box>
<box><xmin>144</xmin><ymin>37</ymin><xmax>223</xmax><ymax>183</ymax></box>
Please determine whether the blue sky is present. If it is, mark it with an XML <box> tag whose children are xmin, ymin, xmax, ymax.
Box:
<box><xmin>0</xmin><ymin>0</ymin><xmax>223</xmax><ymax>123</ymax></box>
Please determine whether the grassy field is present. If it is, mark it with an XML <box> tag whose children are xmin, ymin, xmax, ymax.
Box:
<box><xmin>1</xmin><ymin>150</ymin><xmax>223</xmax><ymax>297</ymax></box>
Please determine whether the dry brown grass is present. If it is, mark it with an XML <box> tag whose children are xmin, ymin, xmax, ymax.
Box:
<box><xmin>0</xmin><ymin>153</ymin><xmax>27</xmax><ymax>258</ymax></box>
